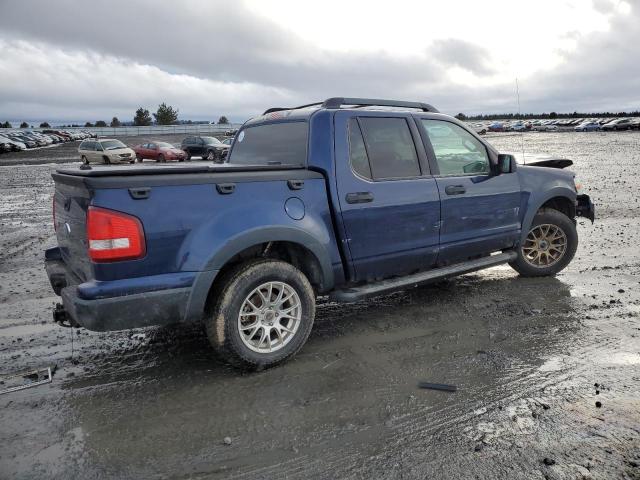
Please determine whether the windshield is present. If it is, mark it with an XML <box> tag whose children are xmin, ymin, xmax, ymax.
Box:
<box><xmin>101</xmin><ymin>140</ymin><xmax>127</xmax><ymax>150</ymax></box>
<box><xmin>228</xmin><ymin>122</ymin><xmax>307</xmax><ymax>166</ymax></box>
<box><xmin>202</xmin><ymin>137</ymin><xmax>222</xmax><ymax>145</ymax></box>
<box><xmin>156</xmin><ymin>142</ymin><xmax>173</xmax><ymax>148</ymax></box>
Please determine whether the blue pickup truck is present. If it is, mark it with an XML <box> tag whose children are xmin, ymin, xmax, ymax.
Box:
<box><xmin>46</xmin><ymin>98</ymin><xmax>594</xmax><ymax>369</ymax></box>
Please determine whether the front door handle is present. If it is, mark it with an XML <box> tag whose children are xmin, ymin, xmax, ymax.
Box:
<box><xmin>345</xmin><ymin>192</ymin><xmax>374</xmax><ymax>204</ymax></box>
<box><xmin>445</xmin><ymin>185</ymin><xmax>466</xmax><ymax>195</ymax></box>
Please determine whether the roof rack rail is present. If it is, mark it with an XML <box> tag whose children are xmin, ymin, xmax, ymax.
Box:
<box><xmin>263</xmin><ymin>102</ymin><xmax>324</xmax><ymax>115</ymax></box>
<box><xmin>322</xmin><ymin>97</ymin><xmax>438</xmax><ymax>112</ymax></box>
<box><xmin>262</xmin><ymin>98</ymin><xmax>438</xmax><ymax>116</ymax></box>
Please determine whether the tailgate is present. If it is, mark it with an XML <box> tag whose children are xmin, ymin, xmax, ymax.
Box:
<box><xmin>52</xmin><ymin>175</ymin><xmax>93</xmax><ymax>282</ymax></box>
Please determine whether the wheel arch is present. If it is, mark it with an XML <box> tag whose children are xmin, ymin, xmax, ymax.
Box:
<box><xmin>521</xmin><ymin>188</ymin><xmax>576</xmax><ymax>244</ymax></box>
<box><xmin>184</xmin><ymin>228</ymin><xmax>334</xmax><ymax>323</ymax></box>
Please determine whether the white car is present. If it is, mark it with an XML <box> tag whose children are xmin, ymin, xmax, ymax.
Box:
<box><xmin>0</xmin><ymin>135</ymin><xmax>27</xmax><ymax>150</ymax></box>
<box><xmin>78</xmin><ymin>138</ymin><xmax>136</xmax><ymax>164</ymax></box>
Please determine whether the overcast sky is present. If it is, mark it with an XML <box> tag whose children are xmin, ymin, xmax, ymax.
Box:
<box><xmin>0</xmin><ymin>0</ymin><xmax>638</xmax><ymax>123</ymax></box>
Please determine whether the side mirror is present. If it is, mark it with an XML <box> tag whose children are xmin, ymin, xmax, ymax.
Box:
<box><xmin>497</xmin><ymin>154</ymin><xmax>516</xmax><ymax>174</ymax></box>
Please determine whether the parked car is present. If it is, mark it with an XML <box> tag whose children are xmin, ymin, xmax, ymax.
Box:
<box><xmin>133</xmin><ymin>141</ymin><xmax>187</xmax><ymax>162</ymax></box>
<box><xmin>602</xmin><ymin>118</ymin><xmax>633</xmax><ymax>131</ymax></box>
<box><xmin>78</xmin><ymin>138</ymin><xmax>135</xmax><ymax>164</ymax></box>
<box><xmin>0</xmin><ymin>135</ymin><xmax>27</xmax><ymax>151</ymax></box>
<box><xmin>180</xmin><ymin>136</ymin><xmax>229</xmax><ymax>162</ymax></box>
<box><xmin>574</xmin><ymin>121</ymin><xmax>601</xmax><ymax>132</ymax></box>
<box><xmin>488</xmin><ymin>122</ymin><xmax>504</xmax><ymax>132</ymax></box>
<box><xmin>46</xmin><ymin>97</ymin><xmax>594</xmax><ymax>369</ymax></box>
<box><xmin>8</xmin><ymin>133</ymin><xmax>37</xmax><ymax>148</ymax></box>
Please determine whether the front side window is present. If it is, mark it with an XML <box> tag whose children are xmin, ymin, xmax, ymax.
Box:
<box><xmin>358</xmin><ymin>117</ymin><xmax>420</xmax><ymax>179</ymax></box>
<box><xmin>421</xmin><ymin>120</ymin><xmax>490</xmax><ymax>175</ymax></box>
<box><xmin>228</xmin><ymin>121</ymin><xmax>307</xmax><ymax>166</ymax></box>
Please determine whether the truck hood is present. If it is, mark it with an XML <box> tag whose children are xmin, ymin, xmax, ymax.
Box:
<box><xmin>508</xmin><ymin>152</ymin><xmax>573</xmax><ymax>169</ymax></box>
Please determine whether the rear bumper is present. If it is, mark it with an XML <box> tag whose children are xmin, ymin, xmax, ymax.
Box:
<box><xmin>61</xmin><ymin>284</ymin><xmax>191</xmax><ymax>331</ymax></box>
<box><xmin>45</xmin><ymin>247</ymin><xmax>215</xmax><ymax>331</ymax></box>
<box><xmin>576</xmin><ymin>194</ymin><xmax>595</xmax><ymax>223</ymax></box>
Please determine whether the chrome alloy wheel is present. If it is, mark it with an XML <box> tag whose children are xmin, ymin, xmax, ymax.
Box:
<box><xmin>522</xmin><ymin>223</ymin><xmax>567</xmax><ymax>267</ymax></box>
<box><xmin>237</xmin><ymin>281</ymin><xmax>302</xmax><ymax>353</ymax></box>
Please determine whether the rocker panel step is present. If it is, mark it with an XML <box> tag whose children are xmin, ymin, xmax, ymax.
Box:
<box><xmin>330</xmin><ymin>251</ymin><xmax>517</xmax><ymax>303</ymax></box>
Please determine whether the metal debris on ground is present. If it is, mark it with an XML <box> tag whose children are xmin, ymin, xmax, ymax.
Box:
<box><xmin>418</xmin><ymin>382</ymin><xmax>458</xmax><ymax>392</ymax></box>
<box><xmin>0</xmin><ymin>367</ymin><xmax>53</xmax><ymax>395</ymax></box>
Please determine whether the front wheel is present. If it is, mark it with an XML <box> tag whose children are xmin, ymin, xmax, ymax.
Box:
<box><xmin>510</xmin><ymin>209</ymin><xmax>578</xmax><ymax>277</ymax></box>
<box><xmin>206</xmin><ymin>150</ymin><xmax>216</xmax><ymax>161</ymax></box>
<box><xmin>205</xmin><ymin>259</ymin><xmax>316</xmax><ymax>370</ymax></box>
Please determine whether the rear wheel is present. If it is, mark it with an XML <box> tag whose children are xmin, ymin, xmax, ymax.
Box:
<box><xmin>510</xmin><ymin>209</ymin><xmax>578</xmax><ymax>277</ymax></box>
<box><xmin>136</xmin><ymin>154</ymin><xmax>142</xmax><ymax>162</ymax></box>
<box><xmin>205</xmin><ymin>259</ymin><xmax>316</xmax><ymax>370</ymax></box>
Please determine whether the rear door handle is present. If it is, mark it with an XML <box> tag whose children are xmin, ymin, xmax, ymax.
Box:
<box><xmin>345</xmin><ymin>192</ymin><xmax>374</xmax><ymax>204</ymax></box>
<box><xmin>445</xmin><ymin>185</ymin><xmax>466</xmax><ymax>195</ymax></box>
<box><xmin>216</xmin><ymin>183</ymin><xmax>235</xmax><ymax>195</ymax></box>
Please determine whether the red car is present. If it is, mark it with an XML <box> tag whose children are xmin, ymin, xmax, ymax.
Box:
<box><xmin>132</xmin><ymin>141</ymin><xmax>187</xmax><ymax>162</ymax></box>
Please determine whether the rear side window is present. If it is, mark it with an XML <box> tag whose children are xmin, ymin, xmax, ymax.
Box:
<box><xmin>348</xmin><ymin>118</ymin><xmax>372</xmax><ymax>179</ymax></box>
<box><xmin>358</xmin><ymin>117</ymin><xmax>420</xmax><ymax>179</ymax></box>
<box><xmin>228</xmin><ymin>122</ymin><xmax>307</xmax><ymax>166</ymax></box>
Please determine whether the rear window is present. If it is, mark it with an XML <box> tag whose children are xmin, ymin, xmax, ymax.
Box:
<box><xmin>101</xmin><ymin>140</ymin><xmax>127</xmax><ymax>150</ymax></box>
<box><xmin>228</xmin><ymin>122</ymin><xmax>307</xmax><ymax>166</ymax></box>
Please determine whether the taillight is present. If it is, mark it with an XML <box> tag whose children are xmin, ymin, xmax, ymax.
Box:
<box><xmin>86</xmin><ymin>206</ymin><xmax>146</xmax><ymax>262</ymax></box>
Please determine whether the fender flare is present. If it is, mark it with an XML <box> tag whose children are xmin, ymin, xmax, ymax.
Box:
<box><xmin>183</xmin><ymin>226</ymin><xmax>335</xmax><ymax>323</ymax></box>
<box><xmin>520</xmin><ymin>186</ymin><xmax>576</xmax><ymax>244</ymax></box>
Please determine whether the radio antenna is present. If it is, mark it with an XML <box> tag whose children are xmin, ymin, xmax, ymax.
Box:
<box><xmin>516</xmin><ymin>77</ymin><xmax>526</xmax><ymax>165</ymax></box>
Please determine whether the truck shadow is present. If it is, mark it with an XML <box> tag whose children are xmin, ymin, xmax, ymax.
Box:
<box><xmin>59</xmin><ymin>272</ymin><xmax>582</xmax><ymax>477</ymax></box>
<box><xmin>68</xmin><ymin>271</ymin><xmax>576</xmax><ymax>384</ymax></box>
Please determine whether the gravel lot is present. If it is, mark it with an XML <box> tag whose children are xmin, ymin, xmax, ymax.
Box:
<box><xmin>0</xmin><ymin>131</ymin><xmax>639</xmax><ymax>479</ymax></box>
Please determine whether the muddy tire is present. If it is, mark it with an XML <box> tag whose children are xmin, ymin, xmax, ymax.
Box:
<box><xmin>510</xmin><ymin>209</ymin><xmax>578</xmax><ymax>277</ymax></box>
<box><xmin>205</xmin><ymin>259</ymin><xmax>316</xmax><ymax>370</ymax></box>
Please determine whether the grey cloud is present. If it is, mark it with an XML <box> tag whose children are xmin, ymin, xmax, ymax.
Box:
<box><xmin>429</xmin><ymin>39</ymin><xmax>495</xmax><ymax>76</ymax></box>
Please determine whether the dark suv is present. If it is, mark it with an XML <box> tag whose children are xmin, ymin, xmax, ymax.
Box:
<box><xmin>180</xmin><ymin>136</ymin><xmax>229</xmax><ymax>162</ymax></box>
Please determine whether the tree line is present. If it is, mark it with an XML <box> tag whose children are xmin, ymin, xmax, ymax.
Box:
<box><xmin>455</xmin><ymin>110</ymin><xmax>640</xmax><ymax>121</ymax></box>
<box><xmin>1</xmin><ymin>103</ymin><xmax>231</xmax><ymax>129</ymax></box>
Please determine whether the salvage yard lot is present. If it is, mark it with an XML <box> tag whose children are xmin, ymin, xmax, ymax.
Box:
<box><xmin>0</xmin><ymin>131</ymin><xmax>639</xmax><ymax>479</ymax></box>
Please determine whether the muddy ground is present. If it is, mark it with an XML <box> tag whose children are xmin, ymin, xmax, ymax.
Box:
<box><xmin>0</xmin><ymin>131</ymin><xmax>639</xmax><ymax>479</ymax></box>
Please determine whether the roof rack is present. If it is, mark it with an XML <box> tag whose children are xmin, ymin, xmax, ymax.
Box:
<box><xmin>263</xmin><ymin>98</ymin><xmax>438</xmax><ymax>115</ymax></box>
<box><xmin>322</xmin><ymin>97</ymin><xmax>438</xmax><ymax>112</ymax></box>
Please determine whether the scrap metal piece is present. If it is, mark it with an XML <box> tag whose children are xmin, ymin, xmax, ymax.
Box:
<box><xmin>0</xmin><ymin>367</ymin><xmax>52</xmax><ymax>395</ymax></box>
<box><xmin>418</xmin><ymin>382</ymin><xmax>457</xmax><ymax>392</ymax></box>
